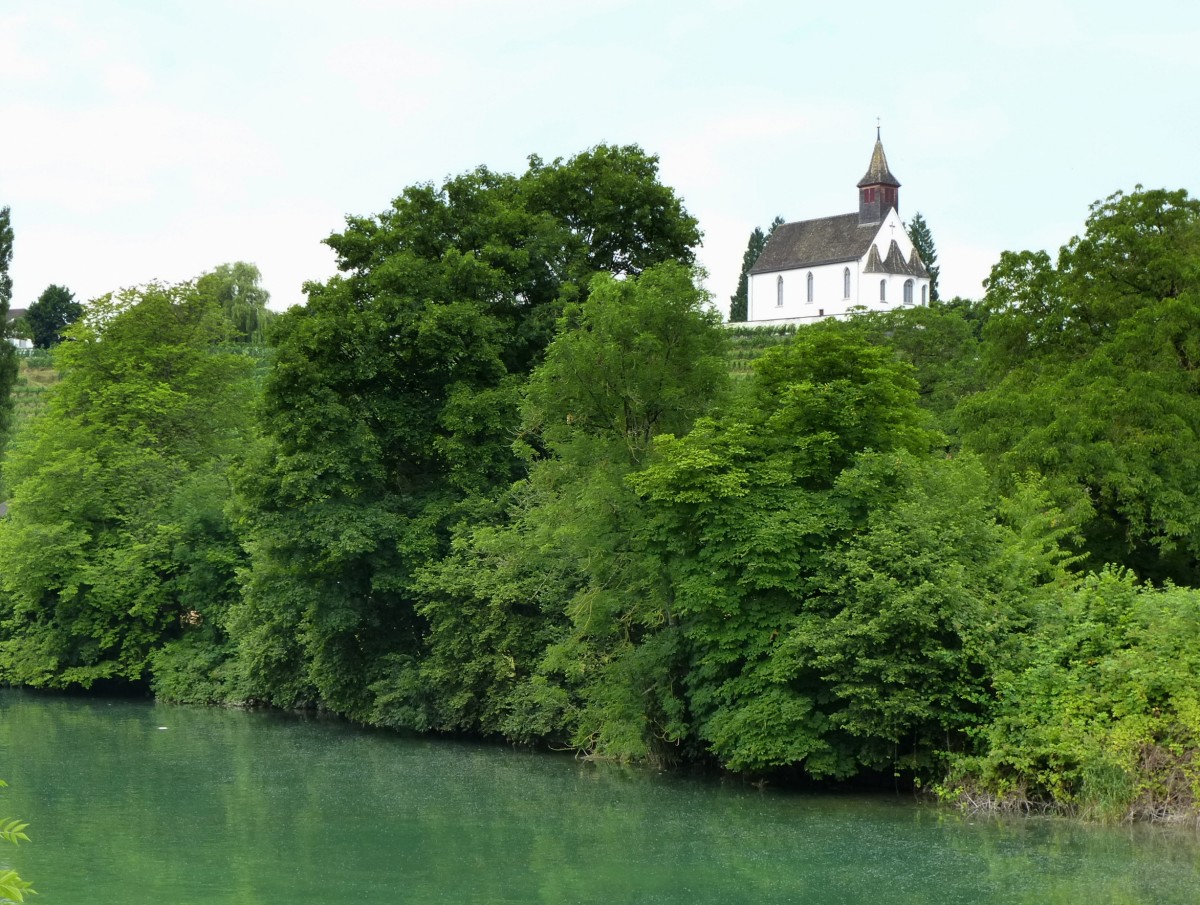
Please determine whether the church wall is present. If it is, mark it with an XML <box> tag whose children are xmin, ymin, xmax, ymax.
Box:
<box><xmin>867</xmin><ymin>272</ymin><xmax>929</xmax><ymax>310</ymax></box>
<box><xmin>747</xmin><ymin>257</ymin><xmax>930</xmax><ymax>324</ymax></box>
<box><xmin>748</xmin><ymin>262</ymin><xmax>863</xmax><ymax>322</ymax></box>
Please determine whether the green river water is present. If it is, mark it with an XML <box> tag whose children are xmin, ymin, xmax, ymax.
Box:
<box><xmin>1</xmin><ymin>689</ymin><xmax>1198</xmax><ymax>904</ymax></box>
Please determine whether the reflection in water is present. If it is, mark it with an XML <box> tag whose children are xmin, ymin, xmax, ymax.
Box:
<box><xmin>1</xmin><ymin>690</ymin><xmax>1198</xmax><ymax>904</ymax></box>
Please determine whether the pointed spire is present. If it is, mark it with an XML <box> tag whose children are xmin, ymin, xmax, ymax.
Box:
<box><xmin>857</xmin><ymin>131</ymin><xmax>900</xmax><ymax>189</ymax></box>
<box><xmin>858</xmin><ymin>127</ymin><xmax>902</xmax><ymax>224</ymax></box>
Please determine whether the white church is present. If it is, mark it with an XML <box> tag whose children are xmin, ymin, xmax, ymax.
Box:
<box><xmin>746</xmin><ymin>132</ymin><xmax>930</xmax><ymax>324</ymax></box>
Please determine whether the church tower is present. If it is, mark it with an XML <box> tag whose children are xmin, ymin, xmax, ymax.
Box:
<box><xmin>857</xmin><ymin>128</ymin><xmax>900</xmax><ymax>225</ymax></box>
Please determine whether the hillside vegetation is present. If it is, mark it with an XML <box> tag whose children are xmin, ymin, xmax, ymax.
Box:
<box><xmin>1</xmin><ymin>155</ymin><xmax>1198</xmax><ymax>824</ymax></box>
<box><xmin>9</xmin><ymin>352</ymin><xmax>58</xmax><ymax>430</ymax></box>
<box><xmin>724</xmin><ymin>324</ymin><xmax>798</xmax><ymax>375</ymax></box>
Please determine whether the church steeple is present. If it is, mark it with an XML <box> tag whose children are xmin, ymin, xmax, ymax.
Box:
<box><xmin>857</xmin><ymin>127</ymin><xmax>901</xmax><ymax>225</ymax></box>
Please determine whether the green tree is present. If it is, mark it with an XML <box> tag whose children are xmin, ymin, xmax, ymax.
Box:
<box><xmin>856</xmin><ymin>302</ymin><xmax>982</xmax><ymax>432</ymax></box>
<box><xmin>228</xmin><ymin>145</ymin><xmax>701</xmax><ymax>719</ymax></box>
<box><xmin>951</xmin><ymin>570</ymin><xmax>1200</xmax><ymax>821</ymax></box>
<box><xmin>196</xmin><ymin>262</ymin><xmax>274</xmax><ymax>344</ymax></box>
<box><xmin>0</xmin><ymin>282</ymin><xmax>255</xmax><ymax>688</ymax></box>
<box><xmin>0</xmin><ymin>209</ymin><xmax>11</xmax><ymax>315</ymax></box>
<box><xmin>958</xmin><ymin>187</ymin><xmax>1200</xmax><ymax>582</ymax></box>
<box><xmin>907</xmin><ymin>211</ymin><xmax>940</xmax><ymax>302</ymax></box>
<box><xmin>404</xmin><ymin>262</ymin><xmax>728</xmax><ymax>758</ymax></box>
<box><xmin>629</xmin><ymin>323</ymin><xmax>934</xmax><ymax>775</ymax></box>
<box><xmin>23</xmin><ymin>283</ymin><xmax>83</xmax><ymax>349</ymax></box>
<box><xmin>729</xmin><ymin>216</ymin><xmax>783</xmax><ymax>322</ymax></box>
<box><xmin>523</xmin><ymin>262</ymin><xmax>728</xmax><ymax>464</ymax></box>
<box><xmin>629</xmin><ymin>321</ymin><xmax>1065</xmax><ymax>778</ymax></box>
<box><xmin>936</xmin><ymin>294</ymin><xmax>990</xmax><ymax>340</ymax></box>
<box><xmin>523</xmin><ymin>145</ymin><xmax>701</xmax><ymax>281</ymax></box>
<box><xmin>0</xmin><ymin>206</ymin><xmax>17</xmax><ymax>447</ymax></box>
<box><xmin>976</xmin><ymin>188</ymin><xmax>1200</xmax><ymax>375</ymax></box>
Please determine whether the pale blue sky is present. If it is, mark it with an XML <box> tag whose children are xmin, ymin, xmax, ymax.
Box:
<box><xmin>1</xmin><ymin>1</ymin><xmax>1194</xmax><ymax>316</ymax></box>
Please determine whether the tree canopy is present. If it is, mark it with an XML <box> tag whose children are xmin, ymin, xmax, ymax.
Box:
<box><xmin>0</xmin><ymin>207</ymin><xmax>11</xmax><ymax>314</ymax></box>
<box><xmin>23</xmin><ymin>284</ymin><xmax>83</xmax><ymax>349</ymax></box>
<box><xmin>403</xmin><ymin>261</ymin><xmax>728</xmax><ymax>756</ymax></box>
<box><xmin>0</xmin><ymin>282</ymin><xmax>255</xmax><ymax>687</ymax></box>
<box><xmin>626</xmin><ymin>322</ymin><xmax>1032</xmax><ymax>776</ymax></box>
<box><xmin>958</xmin><ymin>187</ymin><xmax>1200</xmax><ymax>582</ymax></box>
<box><xmin>226</xmin><ymin>145</ymin><xmax>703</xmax><ymax>719</ymax></box>
<box><xmin>196</xmin><ymin>262</ymin><xmax>273</xmax><ymax>344</ymax></box>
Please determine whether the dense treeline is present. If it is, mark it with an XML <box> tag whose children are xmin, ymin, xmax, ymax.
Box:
<box><xmin>1</xmin><ymin>152</ymin><xmax>1198</xmax><ymax>823</ymax></box>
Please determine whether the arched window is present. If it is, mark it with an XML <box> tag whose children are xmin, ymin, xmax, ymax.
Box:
<box><xmin>806</xmin><ymin>272</ymin><xmax>814</xmax><ymax>303</ymax></box>
<box><xmin>904</xmin><ymin>279</ymin><xmax>914</xmax><ymax>305</ymax></box>
<box><xmin>921</xmin><ymin>284</ymin><xmax>928</xmax><ymax>305</ymax></box>
<box><xmin>879</xmin><ymin>279</ymin><xmax>886</xmax><ymax>302</ymax></box>
<box><xmin>776</xmin><ymin>275</ymin><xmax>784</xmax><ymax>307</ymax></box>
<box><xmin>843</xmin><ymin>267</ymin><xmax>851</xmax><ymax>299</ymax></box>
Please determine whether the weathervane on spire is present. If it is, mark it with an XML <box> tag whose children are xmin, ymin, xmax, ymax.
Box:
<box><xmin>876</xmin><ymin>117</ymin><xmax>881</xmax><ymax>141</ymax></box>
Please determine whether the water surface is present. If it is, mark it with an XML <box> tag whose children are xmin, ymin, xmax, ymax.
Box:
<box><xmin>1</xmin><ymin>690</ymin><xmax>1197</xmax><ymax>903</ymax></box>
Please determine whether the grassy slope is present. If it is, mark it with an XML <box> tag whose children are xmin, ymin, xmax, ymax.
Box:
<box><xmin>725</xmin><ymin>324</ymin><xmax>798</xmax><ymax>376</ymax></box>
<box><xmin>10</xmin><ymin>353</ymin><xmax>59</xmax><ymax>430</ymax></box>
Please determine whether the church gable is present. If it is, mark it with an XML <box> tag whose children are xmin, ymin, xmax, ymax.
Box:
<box><xmin>883</xmin><ymin>239</ymin><xmax>918</xmax><ymax>274</ymax></box>
<box><xmin>860</xmin><ymin>212</ymin><xmax>921</xmax><ymax>276</ymax></box>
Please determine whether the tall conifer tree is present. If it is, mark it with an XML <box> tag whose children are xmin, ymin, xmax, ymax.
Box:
<box><xmin>729</xmin><ymin>216</ymin><xmax>783</xmax><ymax>321</ymax></box>
<box><xmin>907</xmin><ymin>211</ymin><xmax>940</xmax><ymax>302</ymax></box>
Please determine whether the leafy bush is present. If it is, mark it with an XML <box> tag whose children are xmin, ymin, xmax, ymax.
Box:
<box><xmin>946</xmin><ymin>570</ymin><xmax>1200</xmax><ymax>822</ymax></box>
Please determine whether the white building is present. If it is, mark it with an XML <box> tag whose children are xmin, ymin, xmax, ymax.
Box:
<box><xmin>746</xmin><ymin>132</ymin><xmax>930</xmax><ymax>324</ymax></box>
<box><xmin>5</xmin><ymin>307</ymin><xmax>32</xmax><ymax>350</ymax></box>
